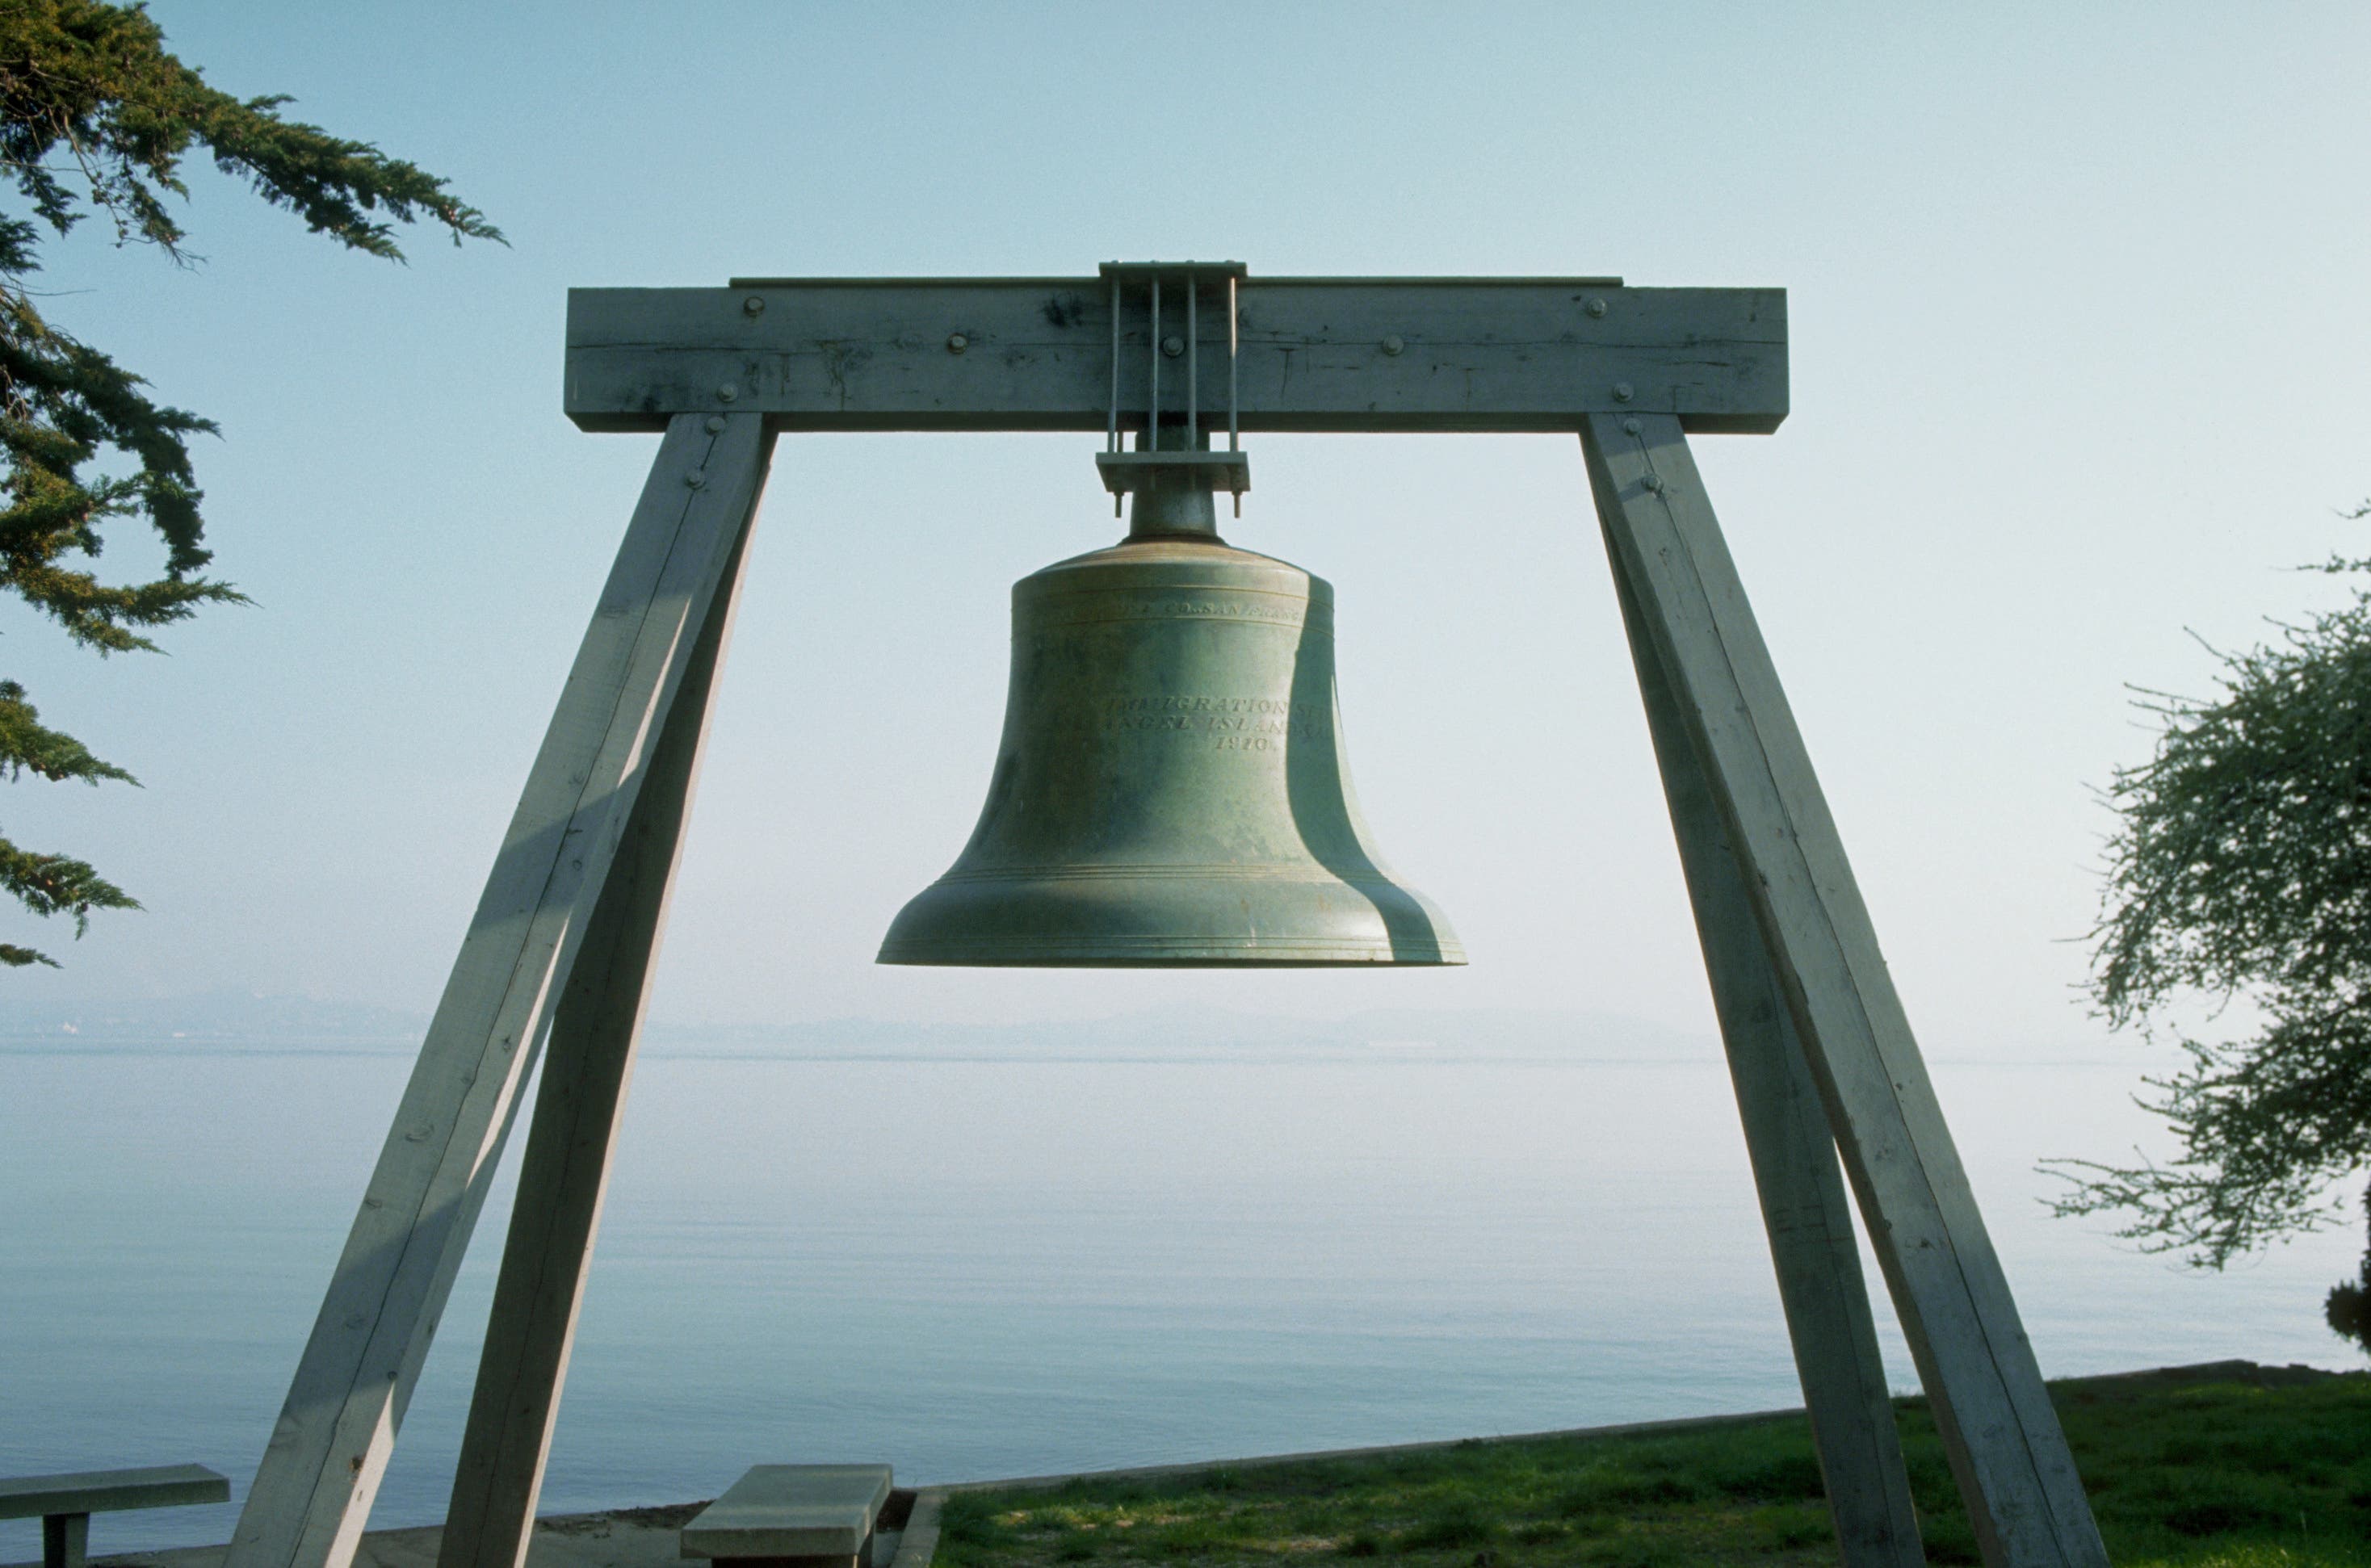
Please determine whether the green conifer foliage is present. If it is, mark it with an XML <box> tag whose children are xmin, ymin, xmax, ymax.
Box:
<box><xmin>0</xmin><ymin>0</ymin><xmax>498</xmax><ymax>967</ymax></box>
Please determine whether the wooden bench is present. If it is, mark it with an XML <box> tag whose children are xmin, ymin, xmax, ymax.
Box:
<box><xmin>681</xmin><ymin>1465</ymin><xmax>894</xmax><ymax>1568</ymax></box>
<box><xmin>0</xmin><ymin>1465</ymin><xmax>230</xmax><ymax>1568</ymax></box>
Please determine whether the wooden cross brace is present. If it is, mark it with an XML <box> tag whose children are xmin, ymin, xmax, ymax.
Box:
<box><xmin>224</xmin><ymin>274</ymin><xmax>2105</xmax><ymax>1568</ymax></box>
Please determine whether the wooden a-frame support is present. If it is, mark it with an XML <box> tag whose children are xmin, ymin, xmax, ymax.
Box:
<box><xmin>225</xmin><ymin>275</ymin><xmax>2105</xmax><ymax>1568</ymax></box>
<box><xmin>1585</xmin><ymin>413</ymin><xmax>2105</xmax><ymax>1567</ymax></box>
<box><xmin>222</xmin><ymin>409</ymin><xmax>770</xmax><ymax>1568</ymax></box>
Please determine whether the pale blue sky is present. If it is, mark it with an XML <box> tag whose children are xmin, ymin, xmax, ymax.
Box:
<box><xmin>6</xmin><ymin>1</ymin><xmax>2367</xmax><ymax>1051</ymax></box>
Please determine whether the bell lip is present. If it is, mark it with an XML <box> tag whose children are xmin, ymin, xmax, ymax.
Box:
<box><xmin>877</xmin><ymin>882</ymin><xmax>1460</xmax><ymax>967</ymax></box>
<box><xmin>878</xmin><ymin>956</ymin><xmax>1468</xmax><ymax>968</ymax></box>
<box><xmin>876</xmin><ymin>866</ymin><xmax>1466</xmax><ymax>971</ymax></box>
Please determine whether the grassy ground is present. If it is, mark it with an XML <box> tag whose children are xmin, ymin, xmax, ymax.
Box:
<box><xmin>931</xmin><ymin>1362</ymin><xmax>2370</xmax><ymax>1567</ymax></box>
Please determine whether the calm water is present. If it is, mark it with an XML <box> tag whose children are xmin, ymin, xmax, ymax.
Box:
<box><xmin>2</xmin><ymin>1043</ymin><xmax>2361</xmax><ymax>1560</ymax></box>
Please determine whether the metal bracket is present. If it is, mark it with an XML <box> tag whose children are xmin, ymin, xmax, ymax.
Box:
<box><xmin>1094</xmin><ymin>450</ymin><xmax>1251</xmax><ymax>495</ymax></box>
<box><xmin>1098</xmin><ymin>260</ymin><xmax>1249</xmax><ymax>513</ymax></box>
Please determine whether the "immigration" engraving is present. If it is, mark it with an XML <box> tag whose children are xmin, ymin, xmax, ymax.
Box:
<box><xmin>1102</xmin><ymin>694</ymin><xmax>1323</xmax><ymax>748</ymax></box>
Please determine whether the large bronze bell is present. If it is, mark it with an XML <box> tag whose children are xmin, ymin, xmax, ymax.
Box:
<box><xmin>879</xmin><ymin>463</ymin><xmax>1462</xmax><ymax>967</ymax></box>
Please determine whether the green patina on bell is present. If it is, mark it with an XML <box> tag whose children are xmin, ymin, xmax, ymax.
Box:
<box><xmin>879</xmin><ymin>459</ymin><xmax>1462</xmax><ymax>968</ymax></box>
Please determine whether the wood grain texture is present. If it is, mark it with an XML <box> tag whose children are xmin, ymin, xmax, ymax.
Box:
<box><xmin>434</xmin><ymin>441</ymin><xmax>768</xmax><ymax>1568</ymax></box>
<box><xmin>1607</xmin><ymin>540</ymin><xmax>1924</xmax><ymax>1567</ymax></box>
<box><xmin>224</xmin><ymin>413</ymin><xmax>773</xmax><ymax>1568</ymax></box>
<box><xmin>1580</xmin><ymin>414</ymin><xmax>2106</xmax><ymax>1568</ymax></box>
<box><xmin>566</xmin><ymin>280</ymin><xmax>1785</xmax><ymax>434</ymax></box>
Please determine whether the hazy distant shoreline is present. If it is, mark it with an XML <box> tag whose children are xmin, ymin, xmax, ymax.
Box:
<box><xmin>0</xmin><ymin>992</ymin><xmax>2126</xmax><ymax>1065</ymax></box>
<box><xmin>0</xmin><ymin>992</ymin><xmax>1706</xmax><ymax>1056</ymax></box>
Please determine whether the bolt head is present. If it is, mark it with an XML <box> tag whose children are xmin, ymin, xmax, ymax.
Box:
<box><xmin>1613</xmin><ymin>382</ymin><xmax>1635</xmax><ymax>402</ymax></box>
<box><xmin>946</xmin><ymin>333</ymin><xmax>968</xmax><ymax>354</ymax></box>
<box><xmin>743</xmin><ymin>296</ymin><xmax>766</xmax><ymax>316</ymax></box>
<box><xmin>686</xmin><ymin>469</ymin><xmax>707</xmax><ymax>489</ymax></box>
<box><xmin>1586</xmin><ymin>297</ymin><xmax>1609</xmax><ymax>318</ymax></box>
<box><xmin>1161</xmin><ymin>334</ymin><xmax>1185</xmax><ymax>357</ymax></box>
<box><xmin>716</xmin><ymin>384</ymin><xmax>738</xmax><ymax>402</ymax></box>
<box><xmin>705</xmin><ymin>415</ymin><xmax>728</xmax><ymax>434</ymax></box>
<box><xmin>1622</xmin><ymin>417</ymin><xmax>1642</xmax><ymax>435</ymax></box>
<box><xmin>1642</xmin><ymin>473</ymin><xmax>1664</xmax><ymax>492</ymax></box>
<box><xmin>1382</xmin><ymin>334</ymin><xmax>1405</xmax><ymax>356</ymax></box>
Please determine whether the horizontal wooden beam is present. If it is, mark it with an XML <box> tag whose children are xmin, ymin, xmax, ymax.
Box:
<box><xmin>565</xmin><ymin>277</ymin><xmax>1786</xmax><ymax>435</ymax></box>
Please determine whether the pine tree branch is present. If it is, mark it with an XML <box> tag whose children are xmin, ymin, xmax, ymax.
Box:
<box><xmin>0</xmin><ymin>832</ymin><xmax>139</xmax><ymax>931</ymax></box>
<box><xmin>0</xmin><ymin>677</ymin><xmax>134</xmax><ymax>782</ymax></box>
<box><xmin>0</xmin><ymin>1</ymin><xmax>499</xmax><ymax>968</ymax></box>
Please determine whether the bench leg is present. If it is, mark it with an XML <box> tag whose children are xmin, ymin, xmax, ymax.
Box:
<box><xmin>43</xmin><ymin>1513</ymin><xmax>89</xmax><ymax>1568</ymax></box>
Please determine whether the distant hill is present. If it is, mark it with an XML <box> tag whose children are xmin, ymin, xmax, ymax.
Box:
<box><xmin>0</xmin><ymin>993</ymin><xmax>1711</xmax><ymax>1063</ymax></box>
<box><xmin>0</xmin><ymin>988</ymin><xmax>427</xmax><ymax>1047</ymax></box>
<box><xmin>0</xmin><ymin>992</ymin><xmax>2114</xmax><ymax>1064</ymax></box>
<box><xmin>637</xmin><ymin>1006</ymin><xmax>1718</xmax><ymax>1063</ymax></box>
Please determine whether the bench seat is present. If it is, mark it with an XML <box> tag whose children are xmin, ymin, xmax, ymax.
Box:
<box><xmin>681</xmin><ymin>1465</ymin><xmax>894</xmax><ymax>1568</ymax></box>
<box><xmin>0</xmin><ymin>1464</ymin><xmax>229</xmax><ymax>1568</ymax></box>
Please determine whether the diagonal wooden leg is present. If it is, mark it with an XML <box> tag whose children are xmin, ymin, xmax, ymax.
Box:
<box><xmin>435</xmin><ymin>463</ymin><xmax>762</xmax><ymax>1568</ymax></box>
<box><xmin>1580</xmin><ymin>415</ymin><xmax>2106</xmax><ymax>1568</ymax></box>
<box><xmin>225</xmin><ymin>412</ymin><xmax>774</xmax><ymax>1568</ymax></box>
<box><xmin>1606</xmin><ymin>530</ymin><xmax>1924</xmax><ymax>1567</ymax></box>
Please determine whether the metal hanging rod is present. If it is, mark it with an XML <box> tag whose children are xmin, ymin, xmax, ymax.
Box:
<box><xmin>1093</xmin><ymin>261</ymin><xmax>1252</xmax><ymax>510</ymax></box>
